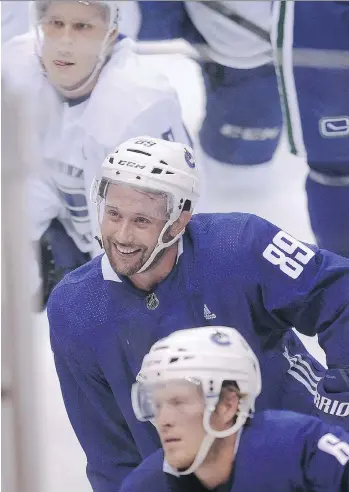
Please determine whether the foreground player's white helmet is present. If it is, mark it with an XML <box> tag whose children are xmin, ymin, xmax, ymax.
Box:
<box><xmin>91</xmin><ymin>136</ymin><xmax>200</xmax><ymax>273</ymax></box>
<box><xmin>31</xmin><ymin>0</ymin><xmax>120</xmax><ymax>97</ymax></box>
<box><xmin>132</xmin><ymin>326</ymin><xmax>262</xmax><ymax>474</ymax></box>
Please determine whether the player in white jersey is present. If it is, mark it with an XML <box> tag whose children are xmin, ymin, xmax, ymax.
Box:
<box><xmin>2</xmin><ymin>0</ymin><xmax>190</xmax><ymax>308</ymax></box>
<box><xmin>137</xmin><ymin>1</ymin><xmax>282</xmax><ymax>182</ymax></box>
<box><xmin>185</xmin><ymin>1</ymin><xmax>273</xmax><ymax>69</ymax></box>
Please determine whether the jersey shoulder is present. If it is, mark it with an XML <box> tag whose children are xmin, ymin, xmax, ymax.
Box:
<box><xmin>188</xmin><ymin>212</ymin><xmax>251</xmax><ymax>245</ymax></box>
<box><xmin>47</xmin><ymin>255</ymin><xmax>104</xmax><ymax>326</ymax></box>
<box><xmin>187</xmin><ymin>212</ymin><xmax>265</xmax><ymax>267</ymax></box>
<box><xmin>188</xmin><ymin>212</ymin><xmax>274</xmax><ymax>245</ymax></box>
<box><xmin>238</xmin><ymin>411</ymin><xmax>318</xmax><ymax>470</ymax></box>
<box><xmin>84</xmin><ymin>38</ymin><xmax>179</xmax><ymax>146</ymax></box>
<box><xmin>2</xmin><ymin>33</ymin><xmax>41</xmax><ymax>90</ymax></box>
<box><xmin>187</xmin><ymin>212</ymin><xmax>301</xmax><ymax>266</ymax></box>
<box><xmin>120</xmin><ymin>449</ymin><xmax>169</xmax><ymax>492</ymax></box>
<box><xmin>251</xmin><ymin>410</ymin><xmax>342</xmax><ymax>446</ymax></box>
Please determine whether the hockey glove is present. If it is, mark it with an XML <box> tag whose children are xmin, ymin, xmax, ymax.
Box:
<box><xmin>36</xmin><ymin>219</ymin><xmax>91</xmax><ymax>311</ymax></box>
<box><xmin>314</xmin><ymin>368</ymin><xmax>349</xmax><ymax>431</ymax></box>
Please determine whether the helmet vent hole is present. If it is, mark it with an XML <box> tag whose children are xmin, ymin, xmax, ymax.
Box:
<box><xmin>183</xmin><ymin>199</ymin><xmax>191</xmax><ymax>212</ymax></box>
<box><xmin>165</xmin><ymin>171</ymin><xmax>174</xmax><ymax>175</ymax></box>
<box><xmin>151</xmin><ymin>167</ymin><xmax>163</xmax><ymax>174</ymax></box>
<box><xmin>127</xmin><ymin>149</ymin><xmax>151</xmax><ymax>157</ymax></box>
<box><xmin>169</xmin><ymin>357</ymin><xmax>179</xmax><ymax>364</ymax></box>
<box><xmin>160</xmin><ymin>160</ymin><xmax>168</xmax><ymax>166</ymax></box>
<box><xmin>109</xmin><ymin>157</ymin><xmax>114</xmax><ymax>164</ymax></box>
<box><xmin>154</xmin><ymin>345</ymin><xmax>167</xmax><ymax>351</ymax></box>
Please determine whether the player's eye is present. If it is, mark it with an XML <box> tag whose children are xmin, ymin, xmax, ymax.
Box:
<box><xmin>106</xmin><ymin>209</ymin><xmax>119</xmax><ymax>218</ymax></box>
<box><xmin>135</xmin><ymin>217</ymin><xmax>151</xmax><ymax>225</ymax></box>
<box><xmin>49</xmin><ymin>19</ymin><xmax>64</xmax><ymax>28</ymax></box>
<box><xmin>171</xmin><ymin>397</ymin><xmax>185</xmax><ymax>407</ymax></box>
<box><xmin>74</xmin><ymin>22</ymin><xmax>92</xmax><ymax>31</ymax></box>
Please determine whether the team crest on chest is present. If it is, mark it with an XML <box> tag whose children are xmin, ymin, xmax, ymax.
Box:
<box><xmin>146</xmin><ymin>293</ymin><xmax>159</xmax><ymax>310</ymax></box>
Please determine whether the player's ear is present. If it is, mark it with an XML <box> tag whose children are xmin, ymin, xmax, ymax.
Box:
<box><xmin>212</xmin><ymin>389</ymin><xmax>239</xmax><ymax>430</ymax></box>
<box><xmin>169</xmin><ymin>211</ymin><xmax>192</xmax><ymax>237</ymax></box>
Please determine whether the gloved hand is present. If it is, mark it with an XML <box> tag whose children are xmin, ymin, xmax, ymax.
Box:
<box><xmin>314</xmin><ymin>368</ymin><xmax>349</xmax><ymax>431</ymax></box>
<box><xmin>35</xmin><ymin>219</ymin><xmax>91</xmax><ymax>311</ymax></box>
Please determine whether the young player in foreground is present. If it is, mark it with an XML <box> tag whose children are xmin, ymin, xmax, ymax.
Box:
<box><xmin>121</xmin><ymin>326</ymin><xmax>349</xmax><ymax>492</ymax></box>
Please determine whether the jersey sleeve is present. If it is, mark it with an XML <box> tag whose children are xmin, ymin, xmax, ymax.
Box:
<box><xmin>48</xmin><ymin>296</ymin><xmax>142</xmax><ymax>492</ymax></box>
<box><xmin>238</xmin><ymin>214</ymin><xmax>349</xmax><ymax>368</ymax></box>
<box><xmin>301</xmin><ymin>419</ymin><xmax>349</xmax><ymax>491</ymax></box>
<box><xmin>28</xmin><ymin>175</ymin><xmax>63</xmax><ymax>241</ymax></box>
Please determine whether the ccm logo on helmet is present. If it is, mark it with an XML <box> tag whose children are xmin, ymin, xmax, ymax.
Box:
<box><xmin>118</xmin><ymin>160</ymin><xmax>145</xmax><ymax>170</ymax></box>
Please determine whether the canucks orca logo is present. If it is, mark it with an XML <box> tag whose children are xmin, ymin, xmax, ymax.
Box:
<box><xmin>210</xmin><ymin>331</ymin><xmax>231</xmax><ymax>346</ymax></box>
<box><xmin>184</xmin><ymin>149</ymin><xmax>195</xmax><ymax>168</ymax></box>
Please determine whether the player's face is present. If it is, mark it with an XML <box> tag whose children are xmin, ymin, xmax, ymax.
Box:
<box><xmin>152</xmin><ymin>380</ymin><xmax>206</xmax><ymax>470</ymax></box>
<box><xmin>39</xmin><ymin>2</ymin><xmax>112</xmax><ymax>91</ymax></box>
<box><xmin>101</xmin><ymin>183</ymin><xmax>168</xmax><ymax>276</ymax></box>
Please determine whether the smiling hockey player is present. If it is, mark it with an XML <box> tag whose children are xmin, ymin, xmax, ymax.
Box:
<box><xmin>48</xmin><ymin>136</ymin><xmax>349</xmax><ymax>491</ymax></box>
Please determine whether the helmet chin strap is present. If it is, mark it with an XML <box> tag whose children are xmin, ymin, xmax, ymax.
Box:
<box><xmin>178</xmin><ymin>433</ymin><xmax>216</xmax><ymax>476</ymax></box>
<box><xmin>176</xmin><ymin>401</ymin><xmax>249</xmax><ymax>476</ymax></box>
<box><xmin>33</xmin><ymin>8</ymin><xmax>116</xmax><ymax>99</ymax></box>
<box><xmin>48</xmin><ymin>35</ymin><xmax>112</xmax><ymax>99</ymax></box>
<box><xmin>135</xmin><ymin>219</ymin><xmax>184</xmax><ymax>274</ymax></box>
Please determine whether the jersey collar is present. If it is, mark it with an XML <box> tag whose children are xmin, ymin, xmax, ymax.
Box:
<box><xmin>163</xmin><ymin>428</ymin><xmax>243</xmax><ymax>477</ymax></box>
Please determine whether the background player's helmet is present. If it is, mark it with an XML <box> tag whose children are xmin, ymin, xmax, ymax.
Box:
<box><xmin>31</xmin><ymin>1</ymin><xmax>120</xmax><ymax>97</ymax></box>
<box><xmin>91</xmin><ymin>136</ymin><xmax>200</xmax><ymax>273</ymax></box>
<box><xmin>132</xmin><ymin>326</ymin><xmax>262</xmax><ymax>474</ymax></box>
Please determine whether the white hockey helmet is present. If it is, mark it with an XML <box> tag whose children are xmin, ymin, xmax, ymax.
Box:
<box><xmin>91</xmin><ymin>136</ymin><xmax>200</xmax><ymax>273</ymax></box>
<box><xmin>31</xmin><ymin>0</ymin><xmax>120</xmax><ymax>97</ymax></box>
<box><xmin>132</xmin><ymin>326</ymin><xmax>262</xmax><ymax>474</ymax></box>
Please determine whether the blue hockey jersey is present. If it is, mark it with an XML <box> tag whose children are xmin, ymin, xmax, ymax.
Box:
<box><xmin>47</xmin><ymin>213</ymin><xmax>349</xmax><ymax>492</ymax></box>
<box><xmin>119</xmin><ymin>411</ymin><xmax>349</xmax><ymax>492</ymax></box>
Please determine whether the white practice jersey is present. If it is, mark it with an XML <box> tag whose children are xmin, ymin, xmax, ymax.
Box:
<box><xmin>185</xmin><ymin>1</ymin><xmax>273</xmax><ymax>68</ymax></box>
<box><xmin>2</xmin><ymin>34</ymin><xmax>190</xmax><ymax>256</ymax></box>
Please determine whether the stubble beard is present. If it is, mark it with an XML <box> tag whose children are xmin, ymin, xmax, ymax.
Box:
<box><xmin>106</xmin><ymin>243</ymin><xmax>147</xmax><ymax>277</ymax></box>
<box><xmin>104</xmin><ymin>229</ymin><xmax>174</xmax><ymax>277</ymax></box>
